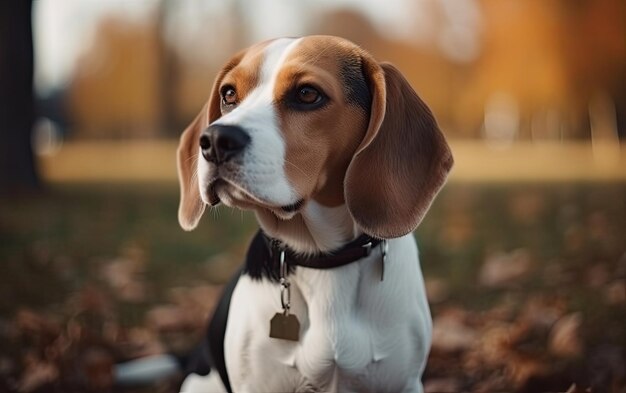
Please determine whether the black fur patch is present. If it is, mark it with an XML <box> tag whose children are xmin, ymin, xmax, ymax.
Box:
<box><xmin>243</xmin><ymin>231</ymin><xmax>295</xmax><ymax>282</ymax></box>
<box><xmin>340</xmin><ymin>56</ymin><xmax>372</xmax><ymax>112</ymax></box>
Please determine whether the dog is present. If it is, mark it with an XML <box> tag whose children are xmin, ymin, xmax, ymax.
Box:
<box><xmin>176</xmin><ymin>35</ymin><xmax>453</xmax><ymax>393</ymax></box>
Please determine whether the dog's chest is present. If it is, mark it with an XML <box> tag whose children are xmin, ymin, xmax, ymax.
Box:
<box><xmin>224</xmin><ymin>236</ymin><xmax>429</xmax><ymax>392</ymax></box>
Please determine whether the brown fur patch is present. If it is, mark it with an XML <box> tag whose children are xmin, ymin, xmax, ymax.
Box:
<box><xmin>274</xmin><ymin>37</ymin><xmax>371</xmax><ymax>207</ymax></box>
<box><xmin>218</xmin><ymin>43</ymin><xmax>267</xmax><ymax>112</ymax></box>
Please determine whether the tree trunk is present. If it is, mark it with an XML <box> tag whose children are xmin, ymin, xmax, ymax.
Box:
<box><xmin>0</xmin><ymin>0</ymin><xmax>40</xmax><ymax>194</ymax></box>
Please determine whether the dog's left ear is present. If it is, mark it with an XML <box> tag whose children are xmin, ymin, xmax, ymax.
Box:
<box><xmin>345</xmin><ymin>59</ymin><xmax>454</xmax><ymax>239</ymax></box>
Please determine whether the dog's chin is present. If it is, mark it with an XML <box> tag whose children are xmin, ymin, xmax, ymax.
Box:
<box><xmin>207</xmin><ymin>180</ymin><xmax>304</xmax><ymax>220</ymax></box>
<box><xmin>274</xmin><ymin>199</ymin><xmax>305</xmax><ymax>220</ymax></box>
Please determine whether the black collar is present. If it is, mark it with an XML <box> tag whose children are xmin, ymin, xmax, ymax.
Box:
<box><xmin>243</xmin><ymin>230</ymin><xmax>383</xmax><ymax>281</ymax></box>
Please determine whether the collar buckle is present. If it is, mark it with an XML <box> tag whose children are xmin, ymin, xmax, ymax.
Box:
<box><xmin>361</xmin><ymin>241</ymin><xmax>373</xmax><ymax>256</ymax></box>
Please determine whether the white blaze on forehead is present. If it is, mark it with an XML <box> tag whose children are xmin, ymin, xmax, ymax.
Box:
<box><xmin>209</xmin><ymin>37</ymin><xmax>303</xmax><ymax>206</ymax></box>
<box><xmin>259</xmin><ymin>37</ymin><xmax>302</xmax><ymax>99</ymax></box>
<box><xmin>220</xmin><ymin>37</ymin><xmax>301</xmax><ymax>123</ymax></box>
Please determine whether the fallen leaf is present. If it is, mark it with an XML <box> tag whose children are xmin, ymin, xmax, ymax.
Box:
<box><xmin>549</xmin><ymin>313</ymin><xmax>583</xmax><ymax>358</ymax></box>
<box><xmin>479</xmin><ymin>249</ymin><xmax>533</xmax><ymax>288</ymax></box>
<box><xmin>519</xmin><ymin>294</ymin><xmax>567</xmax><ymax>328</ymax></box>
<box><xmin>508</xmin><ymin>353</ymin><xmax>545</xmax><ymax>386</ymax></box>
<box><xmin>17</xmin><ymin>353</ymin><xmax>58</xmax><ymax>392</ymax></box>
<box><xmin>424</xmin><ymin>378</ymin><xmax>461</xmax><ymax>393</ymax></box>
<box><xmin>425</xmin><ymin>278</ymin><xmax>450</xmax><ymax>304</ymax></box>
<box><xmin>432</xmin><ymin>309</ymin><xmax>476</xmax><ymax>352</ymax></box>
<box><xmin>101</xmin><ymin>257</ymin><xmax>147</xmax><ymax>302</ymax></box>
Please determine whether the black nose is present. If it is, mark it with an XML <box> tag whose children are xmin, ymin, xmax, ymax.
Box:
<box><xmin>199</xmin><ymin>124</ymin><xmax>250</xmax><ymax>164</ymax></box>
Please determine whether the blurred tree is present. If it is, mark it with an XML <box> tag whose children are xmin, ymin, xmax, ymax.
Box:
<box><xmin>459</xmin><ymin>0</ymin><xmax>571</xmax><ymax>140</ymax></box>
<box><xmin>560</xmin><ymin>0</ymin><xmax>626</xmax><ymax>139</ymax></box>
<box><xmin>158</xmin><ymin>0</ymin><xmax>178</xmax><ymax>136</ymax></box>
<box><xmin>0</xmin><ymin>0</ymin><xmax>40</xmax><ymax>193</ymax></box>
<box><xmin>69</xmin><ymin>16</ymin><xmax>161</xmax><ymax>138</ymax></box>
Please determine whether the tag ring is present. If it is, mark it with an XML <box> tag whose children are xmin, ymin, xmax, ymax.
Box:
<box><xmin>280</xmin><ymin>283</ymin><xmax>291</xmax><ymax>313</ymax></box>
<box><xmin>279</xmin><ymin>250</ymin><xmax>291</xmax><ymax>314</ymax></box>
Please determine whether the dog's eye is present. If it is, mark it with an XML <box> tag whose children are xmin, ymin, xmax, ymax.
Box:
<box><xmin>296</xmin><ymin>86</ymin><xmax>322</xmax><ymax>105</ymax></box>
<box><xmin>221</xmin><ymin>87</ymin><xmax>238</xmax><ymax>106</ymax></box>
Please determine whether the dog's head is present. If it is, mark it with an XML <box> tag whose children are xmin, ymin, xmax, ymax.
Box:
<box><xmin>177</xmin><ymin>36</ymin><xmax>453</xmax><ymax>239</ymax></box>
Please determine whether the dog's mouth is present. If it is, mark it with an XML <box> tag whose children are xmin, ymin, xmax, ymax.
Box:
<box><xmin>207</xmin><ymin>180</ymin><xmax>221</xmax><ymax>206</ymax></box>
<box><xmin>207</xmin><ymin>178</ymin><xmax>305</xmax><ymax>216</ymax></box>
<box><xmin>280</xmin><ymin>199</ymin><xmax>304</xmax><ymax>213</ymax></box>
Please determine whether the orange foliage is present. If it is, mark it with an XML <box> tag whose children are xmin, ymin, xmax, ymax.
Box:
<box><xmin>69</xmin><ymin>15</ymin><xmax>161</xmax><ymax>138</ymax></box>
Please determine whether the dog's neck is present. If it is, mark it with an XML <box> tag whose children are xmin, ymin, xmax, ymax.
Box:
<box><xmin>254</xmin><ymin>201</ymin><xmax>360</xmax><ymax>255</ymax></box>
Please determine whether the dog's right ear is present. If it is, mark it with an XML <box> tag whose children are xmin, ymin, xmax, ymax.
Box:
<box><xmin>177</xmin><ymin>54</ymin><xmax>244</xmax><ymax>231</ymax></box>
<box><xmin>177</xmin><ymin>104</ymin><xmax>208</xmax><ymax>231</ymax></box>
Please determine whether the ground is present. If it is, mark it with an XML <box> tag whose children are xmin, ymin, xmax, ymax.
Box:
<box><xmin>0</xmin><ymin>183</ymin><xmax>624</xmax><ymax>392</ymax></box>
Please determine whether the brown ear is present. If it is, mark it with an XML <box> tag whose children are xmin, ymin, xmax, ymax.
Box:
<box><xmin>177</xmin><ymin>105</ymin><xmax>208</xmax><ymax>231</ymax></box>
<box><xmin>177</xmin><ymin>55</ymin><xmax>242</xmax><ymax>230</ymax></box>
<box><xmin>345</xmin><ymin>60</ymin><xmax>454</xmax><ymax>239</ymax></box>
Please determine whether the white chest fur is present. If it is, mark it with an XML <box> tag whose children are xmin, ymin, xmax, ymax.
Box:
<box><xmin>224</xmin><ymin>234</ymin><xmax>432</xmax><ymax>393</ymax></box>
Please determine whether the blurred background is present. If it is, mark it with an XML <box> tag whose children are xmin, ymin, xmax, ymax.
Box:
<box><xmin>0</xmin><ymin>0</ymin><xmax>625</xmax><ymax>392</ymax></box>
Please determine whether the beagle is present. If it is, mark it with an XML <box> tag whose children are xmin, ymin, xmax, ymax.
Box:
<box><xmin>177</xmin><ymin>36</ymin><xmax>453</xmax><ymax>393</ymax></box>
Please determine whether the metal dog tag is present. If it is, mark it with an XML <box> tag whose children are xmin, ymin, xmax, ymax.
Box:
<box><xmin>269</xmin><ymin>313</ymin><xmax>300</xmax><ymax>342</ymax></box>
